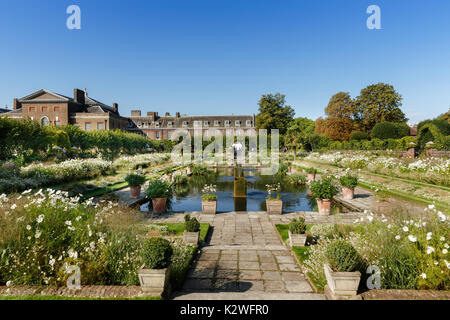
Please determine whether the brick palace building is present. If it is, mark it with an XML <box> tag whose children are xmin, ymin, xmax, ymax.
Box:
<box><xmin>3</xmin><ymin>88</ymin><xmax>256</xmax><ymax>139</ymax></box>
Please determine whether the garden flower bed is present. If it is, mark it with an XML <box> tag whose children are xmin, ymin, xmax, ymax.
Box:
<box><xmin>305</xmin><ymin>152</ymin><xmax>450</xmax><ymax>187</ymax></box>
<box><xmin>0</xmin><ymin>190</ymin><xmax>209</xmax><ymax>298</ymax></box>
<box><xmin>276</xmin><ymin>208</ymin><xmax>450</xmax><ymax>293</ymax></box>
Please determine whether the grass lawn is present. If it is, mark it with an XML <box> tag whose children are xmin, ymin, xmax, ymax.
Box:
<box><xmin>275</xmin><ymin>224</ymin><xmax>312</xmax><ymax>244</ymax></box>
<box><xmin>0</xmin><ymin>295</ymin><xmax>162</xmax><ymax>300</ymax></box>
<box><xmin>154</xmin><ymin>222</ymin><xmax>210</xmax><ymax>243</ymax></box>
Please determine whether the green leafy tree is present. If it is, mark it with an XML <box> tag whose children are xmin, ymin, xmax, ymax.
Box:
<box><xmin>354</xmin><ymin>83</ymin><xmax>406</xmax><ymax>132</ymax></box>
<box><xmin>256</xmin><ymin>93</ymin><xmax>295</xmax><ymax>135</ymax></box>
<box><xmin>284</xmin><ymin>117</ymin><xmax>315</xmax><ymax>159</ymax></box>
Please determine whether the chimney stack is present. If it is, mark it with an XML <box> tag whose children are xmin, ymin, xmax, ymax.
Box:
<box><xmin>74</xmin><ymin>89</ymin><xmax>85</xmax><ymax>105</ymax></box>
<box><xmin>165</xmin><ymin>112</ymin><xmax>170</xmax><ymax>117</ymax></box>
<box><xmin>176</xmin><ymin>112</ymin><xmax>180</xmax><ymax>118</ymax></box>
<box><xmin>113</xmin><ymin>103</ymin><xmax>118</xmax><ymax>114</ymax></box>
<box><xmin>13</xmin><ymin>98</ymin><xmax>19</xmax><ymax>110</ymax></box>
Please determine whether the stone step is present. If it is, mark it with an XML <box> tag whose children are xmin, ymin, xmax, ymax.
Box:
<box><xmin>173</xmin><ymin>291</ymin><xmax>326</xmax><ymax>300</ymax></box>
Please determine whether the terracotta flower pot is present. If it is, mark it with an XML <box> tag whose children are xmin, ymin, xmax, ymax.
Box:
<box><xmin>307</xmin><ymin>173</ymin><xmax>316</xmax><ymax>182</ymax></box>
<box><xmin>342</xmin><ymin>187</ymin><xmax>354</xmax><ymax>200</ymax></box>
<box><xmin>130</xmin><ymin>186</ymin><xmax>141</xmax><ymax>198</ymax></box>
<box><xmin>317</xmin><ymin>199</ymin><xmax>331</xmax><ymax>215</ymax></box>
<box><xmin>152</xmin><ymin>198</ymin><xmax>167</xmax><ymax>214</ymax></box>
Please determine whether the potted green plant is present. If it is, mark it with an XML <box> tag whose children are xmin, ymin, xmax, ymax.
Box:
<box><xmin>266</xmin><ymin>183</ymin><xmax>283</xmax><ymax>215</ymax></box>
<box><xmin>125</xmin><ymin>173</ymin><xmax>146</xmax><ymax>198</ymax></box>
<box><xmin>339</xmin><ymin>174</ymin><xmax>358</xmax><ymax>200</ymax></box>
<box><xmin>306</xmin><ymin>167</ymin><xmax>317</xmax><ymax>182</ymax></box>
<box><xmin>145</xmin><ymin>179</ymin><xmax>173</xmax><ymax>214</ymax></box>
<box><xmin>288</xmin><ymin>217</ymin><xmax>307</xmax><ymax>246</ymax></box>
<box><xmin>309</xmin><ymin>178</ymin><xmax>338</xmax><ymax>215</ymax></box>
<box><xmin>324</xmin><ymin>240</ymin><xmax>362</xmax><ymax>298</ymax></box>
<box><xmin>201</xmin><ymin>184</ymin><xmax>217</xmax><ymax>214</ymax></box>
<box><xmin>183</xmin><ymin>215</ymin><xmax>200</xmax><ymax>245</ymax></box>
<box><xmin>138</xmin><ymin>237</ymin><xmax>173</xmax><ymax>295</ymax></box>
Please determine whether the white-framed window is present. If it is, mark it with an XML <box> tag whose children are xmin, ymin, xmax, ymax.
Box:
<box><xmin>167</xmin><ymin>121</ymin><xmax>173</xmax><ymax>127</ymax></box>
<box><xmin>155</xmin><ymin>131</ymin><xmax>160</xmax><ymax>139</ymax></box>
<box><xmin>167</xmin><ymin>131</ymin><xmax>172</xmax><ymax>139</ymax></box>
<box><xmin>97</xmin><ymin>122</ymin><xmax>104</xmax><ymax>130</ymax></box>
<box><xmin>214</xmin><ymin>120</ymin><xmax>220</xmax><ymax>126</ymax></box>
<box><xmin>246</xmin><ymin>120</ymin><xmax>252</xmax><ymax>126</ymax></box>
<box><xmin>85</xmin><ymin>122</ymin><xmax>91</xmax><ymax>131</ymax></box>
<box><xmin>183</xmin><ymin>121</ymin><xmax>189</xmax><ymax>127</ymax></box>
<box><xmin>235</xmin><ymin>120</ymin><xmax>241</xmax><ymax>126</ymax></box>
<box><xmin>40</xmin><ymin>116</ymin><xmax>50</xmax><ymax>127</ymax></box>
<box><xmin>204</xmin><ymin>121</ymin><xmax>210</xmax><ymax>126</ymax></box>
<box><xmin>194</xmin><ymin>120</ymin><xmax>202</xmax><ymax>127</ymax></box>
<box><xmin>155</xmin><ymin>122</ymin><xmax>160</xmax><ymax>127</ymax></box>
<box><xmin>225</xmin><ymin>120</ymin><xmax>231</xmax><ymax>126</ymax></box>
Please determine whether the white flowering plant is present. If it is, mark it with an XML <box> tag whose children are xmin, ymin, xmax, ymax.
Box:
<box><xmin>201</xmin><ymin>184</ymin><xmax>217</xmax><ymax>201</ymax></box>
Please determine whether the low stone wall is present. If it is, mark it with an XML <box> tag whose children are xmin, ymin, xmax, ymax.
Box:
<box><xmin>361</xmin><ymin>289</ymin><xmax>450</xmax><ymax>300</ymax></box>
<box><xmin>0</xmin><ymin>285</ymin><xmax>151</xmax><ymax>299</ymax></box>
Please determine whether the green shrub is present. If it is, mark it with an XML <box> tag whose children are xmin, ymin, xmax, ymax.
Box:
<box><xmin>145</xmin><ymin>179</ymin><xmax>173</xmax><ymax>199</ymax></box>
<box><xmin>289</xmin><ymin>217</ymin><xmax>306</xmax><ymax>234</ymax></box>
<box><xmin>325</xmin><ymin>240</ymin><xmax>362</xmax><ymax>272</ymax></box>
<box><xmin>173</xmin><ymin>175</ymin><xmax>188</xmax><ymax>185</ymax></box>
<box><xmin>184</xmin><ymin>215</ymin><xmax>200</xmax><ymax>233</ymax></box>
<box><xmin>288</xmin><ymin>174</ymin><xmax>307</xmax><ymax>186</ymax></box>
<box><xmin>306</xmin><ymin>167</ymin><xmax>317</xmax><ymax>174</ymax></box>
<box><xmin>309</xmin><ymin>178</ymin><xmax>338</xmax><ymax>200</ymax></box>
<box><xmin>339</xmin><ymin>174</ymin><xmax>358</xmax><ymax>189</ymax></box>
<box><xmin>350</xmin><ymin>131</ymin><xmax>370</xmax><ymax>141</ymax></box>
<box><xmin>140</xmin><ymin>238</ymin><xmax>173</xmax><ymax>269</ymax></box>
<box><xmin>372</xmin><ymin>122</ymin><xmax>405</xmax><ymax>139</ymax></box>
<box><xmin>125</xmin><ymin>173</ymin><xmax>146</xmax><ymax>187</ymax></box>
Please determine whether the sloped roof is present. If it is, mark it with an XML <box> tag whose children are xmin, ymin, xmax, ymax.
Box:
<box><xmin>19</xmin><ymin>89</ymin><xmax>73</xmax><ymax>102</ymax></box>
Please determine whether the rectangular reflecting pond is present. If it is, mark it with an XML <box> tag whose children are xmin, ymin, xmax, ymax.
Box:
<box><xmin>141</xmin><ymin>168</ymin><xmax>349</xmax><ymax>213</ymax></box>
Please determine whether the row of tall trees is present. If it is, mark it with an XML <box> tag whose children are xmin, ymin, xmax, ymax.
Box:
<box><xmin>315</xmin><ymin>83</ymin><xmax>407</xmax><ymax>141</ymax></box>
<box><xmin>254</xmin><ymin>83</ymin><xmax>415</xmax><ymax>152</ymax></box>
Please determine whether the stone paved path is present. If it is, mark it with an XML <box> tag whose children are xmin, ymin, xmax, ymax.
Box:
<box><xmin>149</xmin><ymin>212</ymin><xmax>334</xmax><ymax>300</ymax></box>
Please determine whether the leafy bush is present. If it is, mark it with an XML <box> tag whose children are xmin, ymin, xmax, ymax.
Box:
<box><xmin>125</xmin><ymin>173</ymin><xmax>146</xmax><ymax>187</ymax></box>
<box><xmin>289</xmin><ymin>217</ymin><xmax>306</xmax><ymax>234</ymax></box>
<box><xmin>325</xmin><ymin>240</ymin><xmax>362</xmax><ymax>272</ymax></box>
<box><xmin>173</xmin><ymin>174</ymin><xmax>188</xmax><ymax>185</ymax></box>
<box><xmin>145</xmin><ymin>179</ymin><xmax>173</xmax><ymax>199</ymax></box>
<box><xmin>288</xmin><ymin>174</ymin><xmax>307</xmax><ymax>186</ymax></box>
<box><xmin>339</xmin><ymin>174</ymin><xmax>358</xmax><ymax>189</ymax></box>
<box><xmin>350</xmin><ymin>131</ymin><xmax>370</xmax><ymax>141</ymax></box>
<box><xmin>305</xmin><ymin>167</ymin><xmax>317</xmax><ymax>174</ymax></box>
<box><xmin>372</xmin><ymin>122</ymin><xmax>407</xmax><ymax>140</ymax></box>
<box><xmin>184</xmin><ymin>215</ymin><xmax>200</xmax><ymax>233</ymax></box>
<box><xmin>309</xmin><ymin>178</ymin><xmax>338</xmax><ymax>200</ymax></box>
<box><xmin>140</xmin><ymin>238</ymin><xmax>173</xmax><ymax>269</ymax></box>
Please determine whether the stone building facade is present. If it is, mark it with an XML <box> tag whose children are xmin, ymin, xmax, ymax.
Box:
<box><xmin>127</xmin><ymin>110</ymin><xmax>256</xmax><ymax>140</ymax></box>
<box><xmin>3</xmin><ymin>89</ymin><xmax>256</xmax><ymax>139</ymax></box>
<box><xmin>4</xmin><ymin>89</ymin><xmax>128</xmax><ymax>131</ymax></box>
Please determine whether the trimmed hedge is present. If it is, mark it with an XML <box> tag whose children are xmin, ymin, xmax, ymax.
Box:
<box><xmin>372</xmin><ymin>122</ymin><xmax>410</xmax><ymax>140</ymax></box>
<box><xmin>328</xmin><ymin>136</ymin><xmax>417</xmax><ymax>151</ymax></box>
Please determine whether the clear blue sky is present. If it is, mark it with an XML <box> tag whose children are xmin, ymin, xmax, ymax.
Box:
<box><xmin>0</xmin><ymin>0</ymin><xmax>449</xmax><ymax>123</ymax></box>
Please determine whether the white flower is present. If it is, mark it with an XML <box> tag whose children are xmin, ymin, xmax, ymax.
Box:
<box><xmin>426</xmin><ymin>232</ymin><xmax>432</xmax><ymax>240</ymax></box>
<box><xmin>26</xmin><ymin>225</ymin><xmax>31</xmax><ymax>230</ymax></box>
<box><xmin>420</xmin><ymin>273</ymin><xmax>427</xmax><ymax>279</ymax></box>
<box><xmin>35</xmin><ymin>230</ymin><xmax>41</xmax><ymax>239</ymax></box>
<box><xmin>6</xmin><ymin>280</ymin><xmax>12</xmax><ymax>287</ymax></box>
<box><xmin>440</xmin><ymin>237</ymin><xmax>445</xmax><ymax>241</ymax></box>
<box><xmin>367</xmin><ymin>216</ymin><xmax>373</xmax><ymax>222</ymax></box>
<box><xmin>395</xmin><ymin>235</ymin><xmax>401</xmax><ymax>240</ymax></box>
<box><xmin>403</xmin><ymin>226</ymin><xmax>409</xmax><ymax>232</ymax></box>
<box><xmin>426</xmin><ymin>246</ymin><xmax>435</xmax><ymax>254</ymax></box>
<box><xmin>408</xmin><ymin>235</ymin><xmax>417</xmax><ymax>242</ymax></box>
<box><xmin>37</xmin><ymin>215</ymin><xmax>44</xmax><ymax>223</ymax></box>
<box><xmin>387</xmin><ymin>224</ymin><xmax>392</xmax><ymax>229</ymax></box>
<box><xmin>10</xmin><ymin>204</ymin><xmax>17</xmax><ymax>210</ymax></box>
<box><xmin>65</xmin><ymin>220</ymin><xmax>72</xmax><ymax>226</ymax></box>
<box><xmin>49</xmin><ymin>259</ymin><xmax>56</xmax><ymax>267</ymax></box>
<box><xmin>428</xmin><ymin>204</ymin><xmax>435</xmax><ymax>210</ymax></box>
<box><xmin>443</xmin><ymin>249</ymin><xmax>448</xmax><ymax>255</ymax></box>
<box><xmin>445</xmin><ymin>243</ymin><xmax>449</xmax><ymax>249</ymax></box>
<box><xmin>444</xmin><ymin>260</ymin><xmax>450</xmax><ymax>269</ymax></box>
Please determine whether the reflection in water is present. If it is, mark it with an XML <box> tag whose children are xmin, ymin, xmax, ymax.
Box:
<box><xmin>141</xmin><ymin>168</ymin><xmax>328</xmax><ymax>213</ymax></box>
